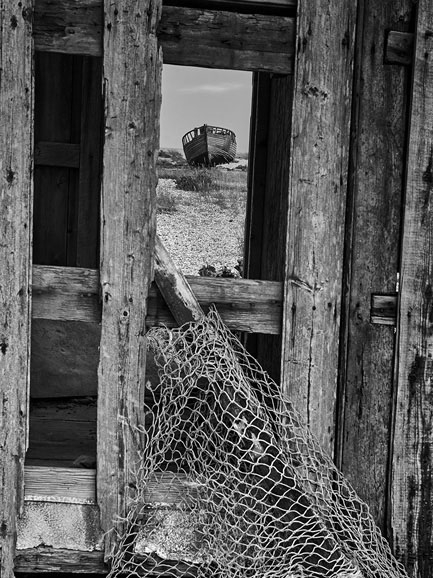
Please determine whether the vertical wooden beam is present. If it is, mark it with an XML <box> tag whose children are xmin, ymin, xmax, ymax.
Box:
<box><xmin>245</xmin><ymin>72</ymin><xmax>271</xmax><ymax>281</ymax></box>
<box><xmin>337</xmin><ymin>0</ymin><xmax>411</xmax><ymax>531</ymax></box>
<box><xmin>280</xmin><ymin>0</ymin><xmax>357</xmax><ymax>454</ymax></box>
<box><xmin>0</xmin><ymin>1</ymin><xmax>33</xmax><ymax>575</ymax></box>
<box><xmin>97</xmin><ymin>0</ymin><xmax>162</xmax><ymax>560</ymax></box>
<box><xmin>76</xmin><ymin>56</ymin><xmax>103</xmax><ymax>268</ymax></box>
<box><xmin>391</xmin><ymin>1</ymin><xmax>433</xmax><ymax>574</ymax></box>
<box><xmin>255</xmin><ymin>74</ymin><xmax>293</xmax><ymax>383</ymax></box>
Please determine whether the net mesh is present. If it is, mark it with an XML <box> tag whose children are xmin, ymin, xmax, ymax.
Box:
<box><xmin>107</xmin><ymin>309</ymin><xmax>408</xmax><ymax>578</ymax></box>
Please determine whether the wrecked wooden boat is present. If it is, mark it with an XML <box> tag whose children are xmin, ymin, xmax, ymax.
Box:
<box><xmin>182</xmin><ymin>124</ymin><xmax>237</xmax><ymax>166</ymax></box>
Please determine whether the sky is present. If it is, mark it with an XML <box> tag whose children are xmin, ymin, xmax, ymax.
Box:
<box><xmin>160</xmin><ymin>65</ymin><xmax>253</xmax><ymax>154</ymax></box>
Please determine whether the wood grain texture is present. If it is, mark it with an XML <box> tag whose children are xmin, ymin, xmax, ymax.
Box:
<box><xmin>14</xmin><ymin>548</ymin><xmax>107</xmax><ymax>573</ymax></box>
<box><xmin>97</xmin><ymin>0</ymin><xmax>162</xmax><ymax>559</ymax></box>
<box><xmin>154</xmin><ymin>235</ymin><xmax>203</xmax><ymax>324</ymax></box>
<box><xmin>32</xmin><ymin>264</ymin><xmax>100</xmax><ymax>323</ymax></box>
<box><xmin>31</xmin><ymin>264</ymin><xmax>282</xmax><ymax>332</ymax></box>
<box><xmin>158</xmin><ymin>7</ymin><xmax>294</xmax><ymax>73</ymax></box>
<box><xmin>163</xmin><ymin>0</ymin><xmax>296</xmax><ymax>13</ymax></box>
<box><xmin>391</xmin><ymin>1</ymin><xmax>433</xmax><ymax>573</ymax></box>
<box><xmin>280</xmin><ymin>0</ymin><xmax>357</xmax><ymax>455</ymax></box>
<box><xmin>337</xmin><ymin>0</ymin><xmax>412</xmax><ymax>532</ymax></box>
<box><xmin>24</xmin><ymin>466</ymin><xmax>96</xmax><ymax>503</ymax></box>
<box><xmin>33</xmin><ymin>0</ymin><xmax>103</xmax><ymax>55</ymax></box>
<box><xmin>0</xmin><ymin>1</ymin><xmax>33</xmax><ymax>575</ymax></box>
<box><xmin>33</xmin><ymin>0</ymin><xmax>295</xmax><ymax>73</ymax></box>
<box><xmin>26</xmin><ymin>398</ymin><xmax>97</xmax><ymax>467</ymax></box>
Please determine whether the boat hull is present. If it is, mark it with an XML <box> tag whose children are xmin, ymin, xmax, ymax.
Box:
<box><xmin>182</xmin><ymin>125</ymin><xmax>237</xmax><ymax>167</ymax></box>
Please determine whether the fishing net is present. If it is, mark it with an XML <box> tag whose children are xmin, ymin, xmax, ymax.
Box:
<box><xmin>107</xmin><ymin>309</ymin><xmax>408</xmax><ymax>578</ymax></box>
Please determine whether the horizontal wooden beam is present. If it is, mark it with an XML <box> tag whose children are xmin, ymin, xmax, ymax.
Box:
<box><xmin>164</xmin><ymin>0</ymin><xmax>296</xmax><ymax>14</ymax></box>
<box><xmin>14</xmin><ymin>548</ymin><xmax>108</xmax><ymax>573</ymax></box>
<box><xmin>23</xmin><ymin>468</ymin><xmax>192</xmax><ymax>506</ymax></box>
<box><xmin>33</xmin><ymin>1</ymin><xmax>294</xmax><ymax>73</ymax></box>
<box><xmin>384</xmin><ymin>30</ymin><xmax>413</xmax><ymax>65</ymax></box>
<box><xmin>24</xmin><ymin>466</ymin><xmax>96</xmax><ymax>504</ymax></box>
<box><xmin>32</xmin><ymin>265</ymin><xmax>101</xmax><ymax>323</ymax></box>
<box><xmin>33</xmin><ymin>0</ymin><xmax>103</xmax><ymax>56</ymax></box>
<box><xmin>35</xmin><ymin>141</ymin><xmax>80</xmax><ymax>168</ymax></box>
<box><xmin>32</xmin><ymin>265</ymin><xmax>283</xmax><ymax>333</ymax></box>
<box><xmin>14</xmin><ymin>547</ymin><xmax>198</xmax><ymax>575</ymax></box>
<box><xmin>158</xmin><ymin>7</ymin><xmax>294</xmax><ymax>73</ymax></box>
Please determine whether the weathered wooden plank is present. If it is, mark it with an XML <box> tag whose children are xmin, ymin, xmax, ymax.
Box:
<box><xmin>163</xmin><ymin>0</ymin><xmax>296</xmax><ymax>13</ymax></box>
<box><xmin>244</xmin><ymin>73</ymin><xmax>271</xmax><ymax>281</ymax></box>
<box><xmin>255</xmin><ymin>74</ymin><xmax>293</xmax><ymax>382</ymax></box>
<box><xmin>14</xmin><ymin>548</ymin><xmax>108</xmax><ymax>573</ymax></box>
<box><xmin>33</xmin><ymin>0</ymin><xmax>295</xmax><ymax>73</ymax></box>
<box><xmin>31</xmin><ymin>318</ymin><xmax>100</xmax><ymax>398</ymax></box>
<box><xmin>148</xmin><ymin>285</ymin><xmax>282</xmax><ymax>334</ymax></box>
<box><xmin>26</xmin><ymin>398</ymin><xmax>97</xmax><ymax>467</ymax></box>
<box><xmin>0</xmin><ymin>1</ymin><xmax>33</xmax><ymax>575</ymax></box>
<box><xmin>158</xmin><ymin>7</ymin><xmax>294</xmax><ymax>73</ymax></box>
<box><xmin>31</xmin><ymin>264</ymin><xmax>282</xmax><ymax>332</ymax></box>
<box><xmin>370</xmin><ymin>294</ymin><xmax>398</xmax><ymax>326</ymax></box>
<box><xmin>24</xmin><ymin>466</ymin><xmax>96</xmax><ymax>503</ymax></box>
<box><xmin>280</xmin><ymin>0</ymin><xmax>357</xmax><ymax>455</ymax></box>
<box><xmin>34</xmin><ymin>141</ymin><xmax>80</xmax><ymax>168</ymax></box>
<box><xmin>391</xmin><ymin>1</ymin><xmax>433</xmax><ymax>573</ymax></box>
<box><xmin>33</xmin><ymin>52</ymin><xmax>79</xmax><ymax>267</ymax></box>
<box><xmin>76</xmin><ymin>56</ymin><xmax>103</xmax><ymax>268</ymax></box>
<box><xmin>385</xmin><ymin>31</ymin><xmax>413</xmax><ymax>66</ymax></box>
<box><xmin>97</xmin><ymin>0</ymin><xmax>162</xmax><ymax>559</ymax></box>
<box><xmin>336</xmin><ymin>0</ymin><xmax>410</xmax><ymax>532</ymax></box>
<box><xmin>154</xmin><ymin>235</ymin><xmax>203</xmax><ymax>324</ymax></box>
<box><xmin>33</xmin><ymin>0</ymin><xmax>103</xmax><ymax>56</ymax></box>
<box><xmin>32</xmin><ymin>264</ymin><xmax>100</xmax><ymax>322</ymax></box>
<box><xmin>23</xmin><ymin>469</ymin><xmax>193</xmax><ymax>506</ymax></box>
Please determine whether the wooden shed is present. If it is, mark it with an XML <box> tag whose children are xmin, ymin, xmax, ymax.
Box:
<box><xmin>1</xmin><ymin>0</ymin><xmax>433</xmax><ymax>575</ymax></box>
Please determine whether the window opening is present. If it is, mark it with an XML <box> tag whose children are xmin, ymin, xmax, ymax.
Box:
<box><xmin>157</xmin><ymin>65</ymin><xmax>252</xmax><ymax>278</ymax></box>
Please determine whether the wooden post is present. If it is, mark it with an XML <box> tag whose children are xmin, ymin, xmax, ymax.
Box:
<box><xmin>280</xmin><ymin>0</ymin><xmax>357</xmax><ymax>454</ymax></box>
<box><xmin>0</xmin><ymin>1</ymin><xmax>34</xmax><ymax>575</ymax></box>
<box><xmin>97</xmin><ymin>0</ymin><xmax>162</xmax><ymax>560</ymax></box>
<box><xmin>391</xmin><ymin>1</ymin><xmax>433</xmax><ymax>574</ymax></box>
<box><xmin>336</xmin><ymin>0</ymin><xmax>411</xmax><ymax>531</ymax></box>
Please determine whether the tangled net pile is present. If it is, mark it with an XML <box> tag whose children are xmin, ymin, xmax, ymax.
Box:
<box><xmin>108</xmin><ymin>309</ymin><xmax>408</xmax><ymax>578</ymax></box>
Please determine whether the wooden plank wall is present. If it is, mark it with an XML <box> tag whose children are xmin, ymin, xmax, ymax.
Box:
<box><xmin>33</xmin><ymin>52</ymin><xmax>102</xmax><ymax>268</ymax></box>
<box><xmin>391</xmin><ymin>0</ymin><xmax>433</xmax><ymax>573</ymax></box>
<box><xmin>280</xmin><ymin>0</ymin><xmax>358</xmax><ymax>455</ymax></box>
<box><xmin>337</xmin><ymin>0</ymin><xmax>412</xmax><ymax>531</ymax></box>
<box><xmin>97</xmin><ymin>0</ymin><xmax>162</xmax><ymax>559</ymax></box>
<box><xmin>0</xmin><ymin>1</ymin><xmax>33</xmax><ymax>576</ymax></box>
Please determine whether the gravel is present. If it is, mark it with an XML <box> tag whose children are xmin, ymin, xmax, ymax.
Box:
<box><xmin>156</xmin><ymin>178</ymin><xmax>246</xmax><ymax>276</ymax></box>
